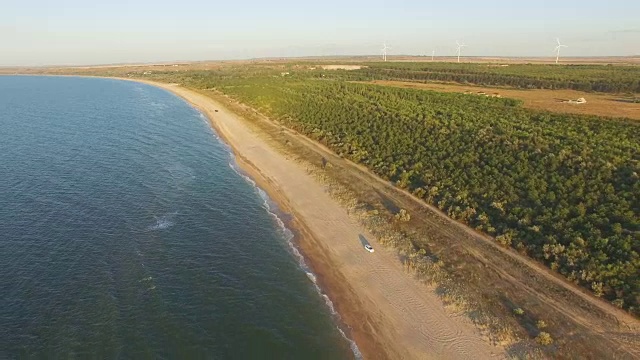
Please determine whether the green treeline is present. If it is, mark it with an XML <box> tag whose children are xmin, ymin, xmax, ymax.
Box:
<box><xmin>330</xmin><ymin>63</ymin><xmax>640</xmax><ymax>93</ymax></box>
<box><xmin>148</xmin><ymin>70</ymin><xmax>640</xmax><ymax>314</ymax></box>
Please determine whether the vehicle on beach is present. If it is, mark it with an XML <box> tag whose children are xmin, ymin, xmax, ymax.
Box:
<box><xmin>364</xmin><ymin>244</ymin><xmax>374</xmax><ymax>253</ymax></box>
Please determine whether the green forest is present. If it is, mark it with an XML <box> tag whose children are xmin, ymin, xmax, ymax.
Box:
<box><xmin>146</xmin><ymin>68</ymin><xmax>640</xmax><ymax>314</ymax></box>
<box><xmin>336</xmin><ymin>62</ymin><xmax>640</xmax><ymax>93</ymax></box>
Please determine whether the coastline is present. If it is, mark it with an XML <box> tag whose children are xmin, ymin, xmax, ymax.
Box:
<box><xmin>125</xmin><ymin>79</ymin><xmax>504</xmax><ymax>359</ymax></box>
<box><xmin>3</xmin><ymin>74</ymin><xmax>637</xmax><ymax>358</ymax></box>
<box><xmin>228</xmin><ymin>156</ymin><xmax>364</xmax><ymax>359</ymax></box>
<box><xmin>225</xmin><ymin>151</ymin><xmax>364</xmax><ymax>359</ymax></box>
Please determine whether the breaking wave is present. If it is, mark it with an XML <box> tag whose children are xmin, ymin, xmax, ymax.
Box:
<box><xmin>148</xmin><ymin>212</ymin><xmax>177</xmax><ymax>231</ymax></box>
<box><xmin>227</xmin><ymin>159</ymin><xmax>362</xmax><ymax>360</ymax></box>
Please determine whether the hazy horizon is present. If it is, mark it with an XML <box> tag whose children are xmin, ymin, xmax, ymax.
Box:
<box><xmin>2</xmin><ymin>0</ymin><xmax>639</xmax><ymax>66</ymax></box>
<box><xmin>3</xmin><ymin>54</ymin><xmax>640</xmax><ymax>69</ymax></box>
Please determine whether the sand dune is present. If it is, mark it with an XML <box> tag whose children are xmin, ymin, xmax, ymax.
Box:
<box><xmin>138</xmin><ymin>80</ymin><xmax>504</xmax><ymax>359</ymax></box>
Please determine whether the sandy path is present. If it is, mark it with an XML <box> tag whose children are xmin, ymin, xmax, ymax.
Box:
<box><xmin>135</xmin><ymin>81</ymin><xmax>504</xmax><ymax>359</ymax></box>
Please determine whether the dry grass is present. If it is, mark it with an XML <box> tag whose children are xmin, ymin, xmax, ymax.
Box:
<box><xmin>361</xmin><ymin>80</ymin><xmax>640</xmax><ymax>120</ymax></box>
<box><xmin>320</xmin><ymin>65</ymin><xmax>364</xmax><ymax>70</ymax></box>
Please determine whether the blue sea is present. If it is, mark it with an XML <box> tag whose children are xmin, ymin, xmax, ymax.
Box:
<box><xmin>0</xmin><ymin>76</ymin><xmax>356</xmax><ymax>358</ymax></box>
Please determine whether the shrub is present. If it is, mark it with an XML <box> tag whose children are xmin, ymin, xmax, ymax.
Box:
<box><xmin>536</xmin><ymin>320</ymin><xmax>547</xmax><ymax>329</ymax></box>
<box><xmin>513</xmin><ymin>308</ymin><xmax>525</xmax><ymax>316</ymax></box>
<box><xmin>394</xmin><ymin>209</ymin><xmax>411</xmax><ymax>222</ymax></box>
<box><xmin>536</xmin><ymin>332</ymin><xmax>553</xmax><ymax>346</ymax></box>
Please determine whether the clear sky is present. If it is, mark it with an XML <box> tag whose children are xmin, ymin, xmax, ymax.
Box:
<box><xmin>1</xmin><ymin>0</ymin><xmax>639</xmax><ymax>66</ymax></box>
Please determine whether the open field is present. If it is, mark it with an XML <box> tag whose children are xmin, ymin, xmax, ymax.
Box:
<box><xmin>320</xmin><ymin>65</ymin><xmax>364</xmax><ymax>70</ymax></box>
<box><xmin>326</xmin><ymin>62</ymin><xmax>640</xmax><ymax>93</ymax></box>
<box><xmin>361</xmin><ymin>80</ymin><xmax>640</xmax><ymax>120</ymax></box>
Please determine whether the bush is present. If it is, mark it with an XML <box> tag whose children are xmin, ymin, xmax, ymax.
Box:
<box><xmin>536</xmin><ymin>332</ymin><xmax>553</xmax><ymax>346</ymax></box>
<box><xmin>495</xmin><ymin>233</ymin><xmax>513</xmax><ymax>247</ymax></box>
<box><xmin>536</xmin><ymin>320</ymin><xmax>547</xmax><ymax>329</ymax></box>
<box><xmin>394</xmin><ymin>209</ymin><xmax>411</xmax><ymax>222</ymax></box>
<box><xmin>513</xmin><ymin>308</ymin><xmax>525</xmax><ymax>316</ymax></box>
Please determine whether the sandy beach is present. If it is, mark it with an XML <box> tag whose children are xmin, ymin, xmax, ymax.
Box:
<box><xmin>132</xmin><ymin>79</ymin><xmax>504</xmax><ymax>359</ymax></box>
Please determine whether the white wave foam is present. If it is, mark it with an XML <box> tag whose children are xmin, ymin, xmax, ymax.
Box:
<box><xmin>293</xmin><ymin>239</ymin><xmax>362</xmax><ymax>359</ymax></box>
<box><xmin>338</xmin><ymin>327</ymin><xmax>364</xmax><ymax>360</ymax></box>
<box><xmin>227</xmin><ymin>159</ymin><xmax>362</xmax><ymax>359</ymax></box>
<box><xmin>197</xmin><ymin>113</ymin><xmax>211</xmax><ymax>127</ymax></box>
<box><xmin>148</xmin><ymin>213</ymin><xmax>177</xmax><ymax>231</ymax></box>
<box><xmin>149</xmin><ymin>218</ymin><xmax>173</xmax><ymax>230</ymax></box>
<box><xmin>195</xmin><ymin>111</ymin><xmax>235</xmax><ymax>158</ymax></box>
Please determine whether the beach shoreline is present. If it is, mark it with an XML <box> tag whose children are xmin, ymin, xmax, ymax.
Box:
<box><xmin>124</xmin><ymin>79</ymin><xmax>504</xmax><ymax>359</ymax></box>
<box><xmin>3</xmin><ymin>73</ymin><xmax>637</xmax><ymax>358</ymax></box>
<box><xmin>144</xmin><ymin>80</ymin><xmax>389</xmax><ymax>359</ymax></box>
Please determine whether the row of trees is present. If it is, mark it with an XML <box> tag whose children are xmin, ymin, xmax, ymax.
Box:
<box><xmin>147</xmin><ymin>69</ymin><xmax>639</xmax><ymax>314</ymax></box>
<box><xmin>329</xmin><ymin>63</ymin><xmax>640</xmax><ymax>93</ymax></box>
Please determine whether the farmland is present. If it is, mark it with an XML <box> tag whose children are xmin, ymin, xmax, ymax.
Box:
<box><xmin>326</xmin><ymin>61</ymin><xmax>640</xmax><ymax>93</ymax></box>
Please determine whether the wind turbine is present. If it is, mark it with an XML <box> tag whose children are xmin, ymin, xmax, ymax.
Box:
<box><xmin>554</xmin><ymin>38</ymin><xmax>568</xmax><ymax>64</ymax></box>
<box><xmin>431</xmin><ymin>49</ymin><xmax>435</xmax><ymax>61</ymax></box>
<box><xmin>382</xmin><ymin>42</ymin><xmax>391</xmax><ymax>61</ymax></box>
<box><xmin>456</xmin><ymin>41</ymin><xmax>467</xmax><ymax>63</ymax></box>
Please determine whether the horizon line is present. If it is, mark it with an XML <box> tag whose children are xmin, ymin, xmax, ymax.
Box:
<box><xmin>2</xmin><ymin>54</ymin><xmax>639</xmax><ymax>69</ymax></box>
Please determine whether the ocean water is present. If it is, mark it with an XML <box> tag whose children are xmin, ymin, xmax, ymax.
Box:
<box><xmin>0</xmin><ymin>76</ymin><xmax>355</xmax><ymax>359</ymax></box>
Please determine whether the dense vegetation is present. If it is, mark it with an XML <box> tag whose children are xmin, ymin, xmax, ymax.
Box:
<box><xmin>322</xmin><ymin>62</ymin><xmax>640</xmax><ymax>93</ymax></box>
<box><xmin>146</xmin><ymin>68</ymin><xmax>640</xmax><ymax>314</ymax></box>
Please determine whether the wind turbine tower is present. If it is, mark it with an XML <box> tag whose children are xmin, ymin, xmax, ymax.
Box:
<box><xmin>382</xmin><ymin>42</ymin><xmax>391</xmax><ymax>62</ymax></box>
<box><xmin>456</xmin><ymin>41</ymin><xmax>467</xmax><ymax>63</ymax></box>
<box><xmin>431</xmin><ymin>49</ymin><xmax>435</xmax><ymax>61</ymax></box>
<box><xmin>554</xmin><ymin>38</ymin><xmax>568</xmax><ymax>64</ymax></box>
